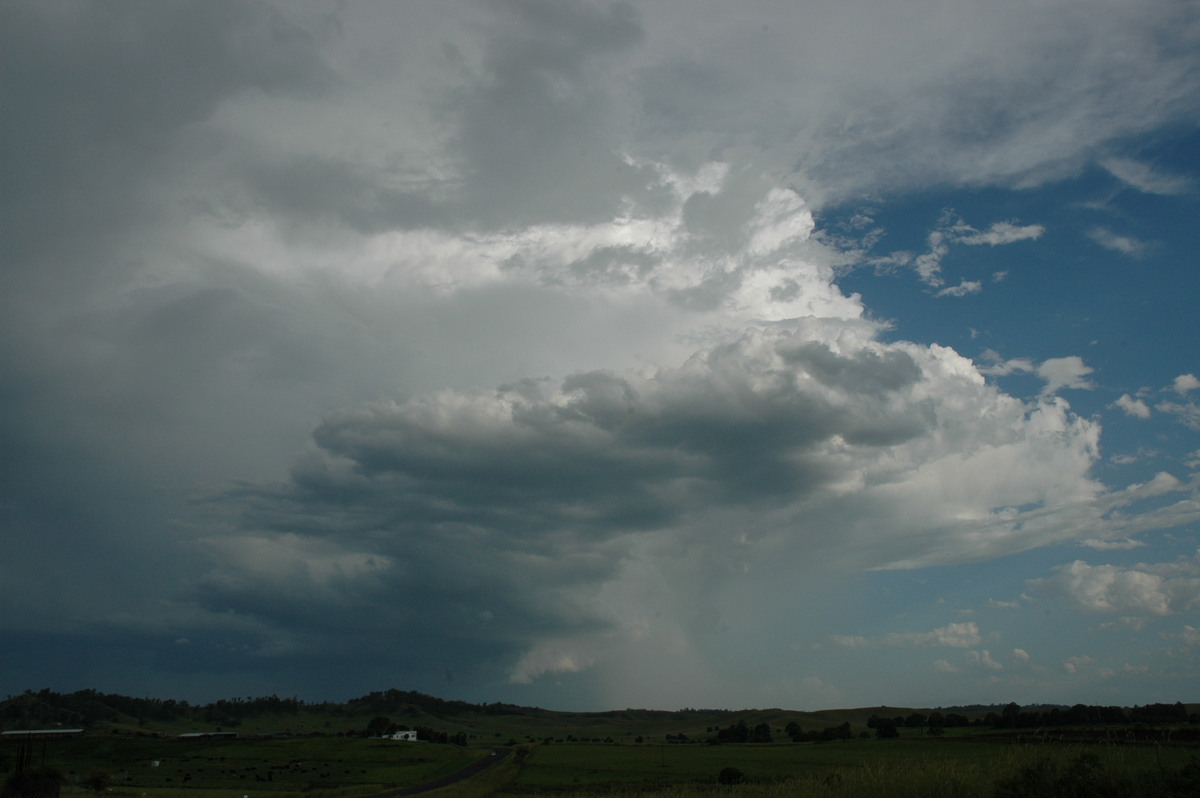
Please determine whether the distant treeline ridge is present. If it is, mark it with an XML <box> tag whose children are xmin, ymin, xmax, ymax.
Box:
<box><xmin>1</xmin><ymin>689</ymin><xmax>1195</xmax><ymax>735</ymax></box>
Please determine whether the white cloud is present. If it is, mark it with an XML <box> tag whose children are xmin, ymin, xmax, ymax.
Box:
<box><xmin>936</xmin><ymin>280</ymin><xmax>983</xmax><ymax>298</ymax></box>
<box><xmin>1037</xmin><ymin>356</ymin><xmax>1095</xmax><ymax>395</ymax></box>
<box><xmin>1087</xmin><ymin>227</ymin><xmax>1146</xmax><ymax>256</ymax></box>
<box><xmin>1156</xmin><ymin>401</ymin><xmax>1200</xmax><ymax>431</ymax></box>
<box><xmin>1101</xmin><ymin>157</ymin><xmax>1194</xmax><ymax>195</ymax></box>
<box><xmin>1081</xmin><ymin>537</ymin><xmax>1145</xmax><ymax>551</ymax></box>
<box><xmin>910</xmin><ymin>215</ymin><xmax>1042</xmax><ymax>290</ymax></box>
<box><xmin>1114</xmin><ymin>394</ymin><xmax>1152</xmax><ymax>419</ymax></box>
<box><xmin>966</xmin><ymin>649</ymin><xmax>1004</xmax><ymax>671</ymax></box>
<box><xmin>1030</xmin><ymin>554</ymin><xmax>1200</xmax><ymax>616</ymax></box>
<box><xmin>978</xmin><ymin>352</ymin><xmax>1098</xmax><ymax>395</ymax></box>
<box><xmin>977</xmin><ymin>352</ymin><xmax>1036</xmax><ymax>377</ymax></box>
<box><xmin>1012</xmin><ymin>648</ymin><xmax>1030</xmax><ymax>663</ymax></box>
<box><xmin>955</xmin><ymin>221</ymin><xmax>1045</xmax><ymax>246</ymax></box>
<box><xmin>1172</xmin><ymin>374</ymin><xmax>1200</xmax><ymax>394</ymax></box>
<box><xmin>1062</xmin><ymin>655</ymin><xmax>1094</xmax><ymax>674</ymax></box>
<box><xmin>914</xmin><ymin>231</ymin><xmax>950</xmax><ymax>287</ymax></box>
<box><xmin>933</xmin><ymin>659</ymin><xmax>959</xmax><ymax>674</ymax></box>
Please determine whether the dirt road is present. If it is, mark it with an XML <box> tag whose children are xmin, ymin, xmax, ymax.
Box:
<box><xmin>365</xmin><ymin>747</ymin><xmax>513</xmax><ymax>796</ymax></box>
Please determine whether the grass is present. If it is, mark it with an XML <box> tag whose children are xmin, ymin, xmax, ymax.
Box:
<box><xmin>506</xmin><ymin>738</ymin><xmax>1200</xmax><ymax>796</ymax></box>
<box><xmin>8</xmin><ymin>723</ymin><xmax>1200</xmax><ymax>798</ymax></box>
<box><xmin>24</xmin><ymin>737</ymin><xmax>477</xmax><ymax>796</ymax></box>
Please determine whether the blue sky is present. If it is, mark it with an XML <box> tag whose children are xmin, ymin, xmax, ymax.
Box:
<box><xmin>2</xmin><ymin>0</ymin><xmax>1199</xmax><ymax>712</ymax></box>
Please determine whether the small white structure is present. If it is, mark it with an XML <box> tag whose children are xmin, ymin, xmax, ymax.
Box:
<box><xmin>384</xmin><ymin>730</ymin><xmax>418</xmax><ymax>741</ymax></box>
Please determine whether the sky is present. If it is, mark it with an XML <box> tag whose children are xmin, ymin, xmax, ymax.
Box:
<box><xmin>2</xmin><ymin>0</ymin><xmax>1199</xmax><ymax>713</ymax></box>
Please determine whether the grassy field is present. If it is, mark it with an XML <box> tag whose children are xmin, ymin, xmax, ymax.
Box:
<box><xmin>508</xmin><ymin>737</ymin><xmax>1199</xmax><ymax>795</ymax></box>
<box><xmin>17</xmin><ymin>736</ymin><xmax>479</xmax><ymax>797</ymax></box>
<box><xmin>8</xmin><ymin>729</ymin><xmax>1200</xmax><ymax>798</ymax></box>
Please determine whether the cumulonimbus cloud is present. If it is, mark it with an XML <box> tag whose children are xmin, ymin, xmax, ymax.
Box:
<box><xmin>203</xmin><ymin>311</ymin><xmax>1124</xmax><ymax>686</ymax></box>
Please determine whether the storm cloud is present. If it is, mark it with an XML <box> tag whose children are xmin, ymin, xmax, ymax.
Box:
<box><xmin>3</xmin><ymin>0</ymin><xmax>1199</xmax><ymax>709</ymax></box>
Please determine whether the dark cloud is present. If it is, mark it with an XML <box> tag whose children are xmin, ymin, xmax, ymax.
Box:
<box><xmin>237</xmin><ymin>155</ymin><xmax>449</xmax><ymax>233</ymax></box>
<box><xmin>780</xmin><ymin>341</ymin><xmax>923</xmax><ymax>396</ymax></box>
<box><xmin>190</xmin><ymin>328</ymin><xmax>944</xmax><ymax>673</ymax></box>
<box><xmin>1</xmin><ymin>0</ymin><xmax>335</xmax><ymax>275</ymax></box>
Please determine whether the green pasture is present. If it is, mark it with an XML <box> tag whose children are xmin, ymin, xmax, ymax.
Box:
<box><xmin>10</xmin><ymin>736</ymin><xmax>478</xmax><ymax>796</ymax></box>
<box><xmin>7</xmin><ymin>726</ymin><xmax>1200</xmax><ymax>798</ymax></box>
<box><xmin>510</xmin><ymin>738</ymin><xmax>1200</xmax><ymax>795</ymax></box>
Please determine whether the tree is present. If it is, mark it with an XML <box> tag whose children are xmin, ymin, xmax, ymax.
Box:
<box><xmin>1000</xmin><ymin>702</ymin><xmax>1021</xmax><ymax>729</ymax></box>
<box><xmin>365</xmin><ymin>716</ymin><xmax>391</xmax><ymax>737</ymax></box>
<box><xmin>716</xmin><ymin>720</ymin><xmax>749</xmax><ymax>743</ymax></box>
<box><xmin>874</xmin><ymin>719</ymin><xmax>899</xmax><ymax>739</ymax></box>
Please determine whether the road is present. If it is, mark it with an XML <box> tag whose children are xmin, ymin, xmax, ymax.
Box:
<box><xmin>364</xmin><ymin>747</ymin><xmax>513</xmax><ymax>797</ymax></box>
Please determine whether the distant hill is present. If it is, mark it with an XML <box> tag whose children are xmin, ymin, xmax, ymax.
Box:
<box><xmin>0</xmin><ymin>688</ymin><xmax>945</xmax><ymax>740</ymax></box>
<box><xmin>2</xmin><ymin>688</ymin><xmax>1196</xmax><ymax>742</ymax></box>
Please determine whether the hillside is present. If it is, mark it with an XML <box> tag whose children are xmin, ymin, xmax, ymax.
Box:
<box><xmin>2</xmin><ymin>689</ymin><xmax>1195</xmax><ymax>744</ymax></box>
<box><xmin>0</xmin><ymin>688</ymin><xmax>954</xmax><ymax>741</ymax></box>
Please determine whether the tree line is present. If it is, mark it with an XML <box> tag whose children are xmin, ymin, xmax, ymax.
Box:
<box><xmin>0</xmin><ymin>690</ymin><xmax>320</xmax><ymax>730</ymax></box>
<box><xmin>977</xmin><ymin>701</ymin><xmax>1195</xmax><ymax>729</ymax></box>
<box><xmin>0</xmin><ymin>688</ymin><xmax>512</xmax><ymax>731</ymax></box>
<box><xmin>863</xmin><ymin>702</ymin><xmax>1197</xmax><ymax>739</ymax></box>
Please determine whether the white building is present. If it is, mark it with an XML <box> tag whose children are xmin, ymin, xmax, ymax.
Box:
<box><xmin>384</xmin><ymin>730</ymin><xmax>418</xmax><ymax>741</ymax></box>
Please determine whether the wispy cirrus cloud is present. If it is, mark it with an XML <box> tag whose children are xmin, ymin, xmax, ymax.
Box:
<box><xmin>828</xmin><ymin>622</ymin><xmax>984</xmax><ymax>649</ymax></box>
<box><xmin>1087</xmin><ymin>227</ymin><xmax>1147</xmax><ymax>256</ymax></box>
<box><xmin>911</xmin><ymin>215</ymin><xmax>1044</xmax><ymax>291</ymax></box>
<box><xmin>1101</xmin><ymin>157</ymin><xmax>1194</xmax><ymax>195</ymax></box>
